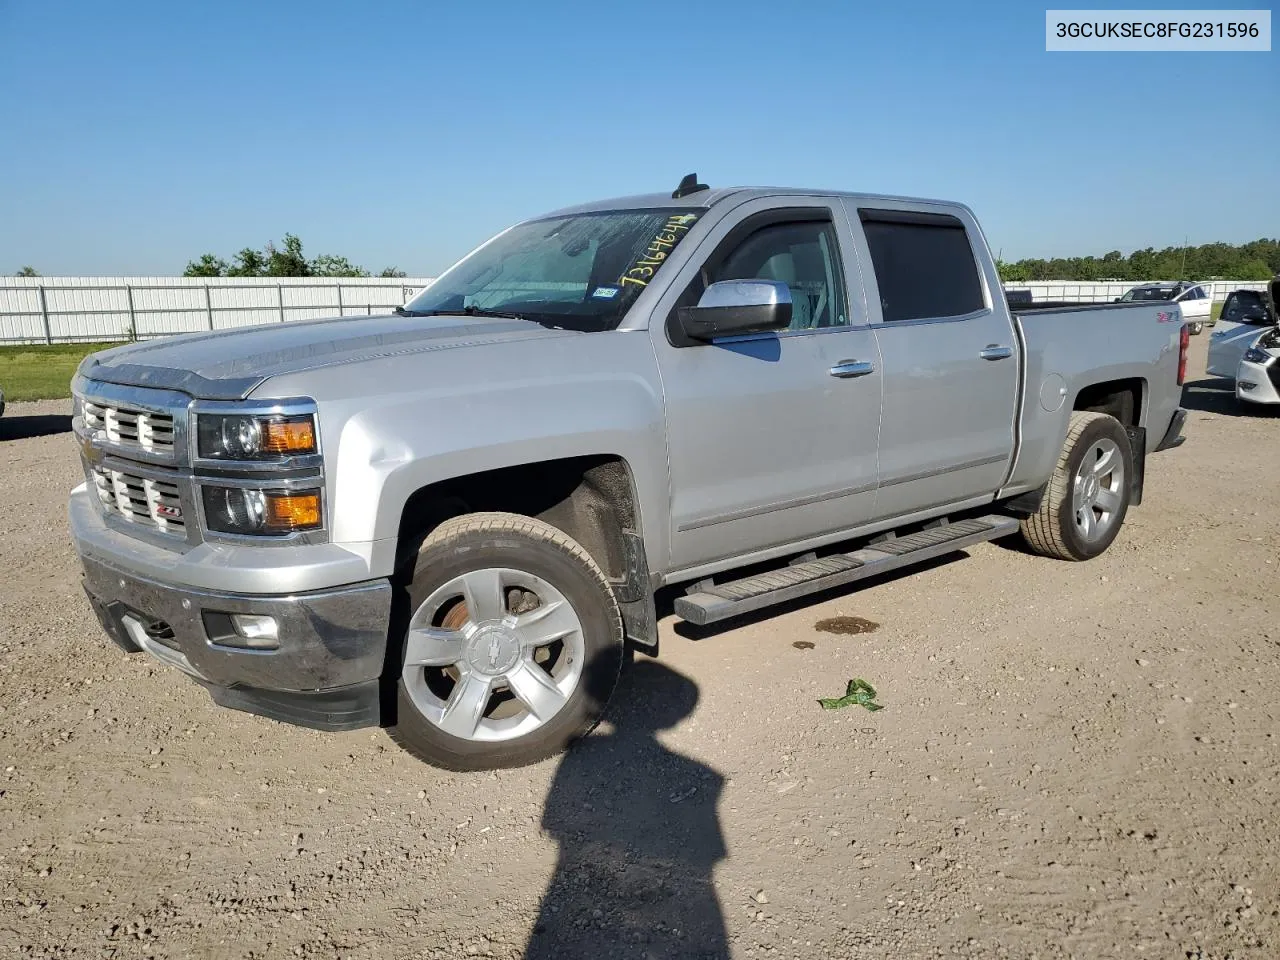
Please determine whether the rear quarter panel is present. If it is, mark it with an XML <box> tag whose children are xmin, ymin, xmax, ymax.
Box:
<box><xmin>1002</xmin><ymin>303</ymin><xmax>1182</xmax><ymax>495</ymax></box>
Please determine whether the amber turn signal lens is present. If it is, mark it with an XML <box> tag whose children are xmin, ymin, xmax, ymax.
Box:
<box><xmin>262</xmin><ymin>417</ymin><xmax>317</xmax><ymax>455</ymax></box>
<box><xmin>264</xmin><ymin>491</ymin><xmax>322</xmax><ymax>531</ymax></box>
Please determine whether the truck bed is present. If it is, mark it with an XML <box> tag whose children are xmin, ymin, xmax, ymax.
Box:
<box><xmin>1000</xmin><ymin>299</ymin><xmax>1184</xmax><ymax>499</ymax></box>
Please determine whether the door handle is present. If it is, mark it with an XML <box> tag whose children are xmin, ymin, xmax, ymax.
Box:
<box><xmin>829</xmin><ymin>359</ymin><xmax>875</xmax><ymax>379</ymax></box>
<box><xmin>980</xmin><ymin>344</ymin><xmax>1014</xmax><ymax>361</ymax></box>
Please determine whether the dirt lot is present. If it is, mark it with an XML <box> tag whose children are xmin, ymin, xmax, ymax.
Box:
<box><xmin>2</xmin><ymin>337</ymin><xmax>1278</xmax><ymax>960</ymax></box>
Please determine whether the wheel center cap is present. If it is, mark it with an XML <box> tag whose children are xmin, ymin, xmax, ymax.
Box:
<box><xmin>466</xmin><ymin>625</ymin><xmax>520</xmax><ymax>676</ymax></box>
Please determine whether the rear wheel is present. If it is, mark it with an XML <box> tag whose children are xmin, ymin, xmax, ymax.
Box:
<box><xmin>1021</xmin><ymin>411</ymin><xmax>1134</xmax><ymax>561</ymax></box>
<box><xmin>1188</xmin><ymin>321</ymin><xmax>1204</xmax><ymax>335</ymax></box>
<box><xmin>388</xmin><ymin>512</ymin><xmax>625</xmax><ymax>771</ymax></box>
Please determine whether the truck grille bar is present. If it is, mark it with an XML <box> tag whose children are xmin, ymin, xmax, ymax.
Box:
<box><xmin>83</xmin><ymin>400</ymin><xmax>176</xmax><ymax>455</ymax></box>
<box><xmin>91</xmin><ymin>464</ymin><xmax>186</xmax><ymax>536</ymax></box>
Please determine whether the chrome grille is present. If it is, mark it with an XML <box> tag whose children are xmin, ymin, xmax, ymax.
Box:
<box><xmin>91</xmin><ymin>465</ymin><xmax>185</xmax><ymax>536</ymax></box>
<box><xmin>83</xmin><ymin>400</ymin><xmax>176</xmax><ymax>454</ymax></box>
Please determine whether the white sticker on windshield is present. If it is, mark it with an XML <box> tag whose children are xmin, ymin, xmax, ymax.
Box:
<box><xmin>591</xmin><ymin>286</ymin><xmax>620</xmax><ymax>299</ymax></box>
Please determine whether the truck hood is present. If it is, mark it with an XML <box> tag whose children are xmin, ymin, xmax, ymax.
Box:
<box><xmin>78</xmin><ymin>313</ymin><xmax>579</xmax><ymax>400</ymax></box>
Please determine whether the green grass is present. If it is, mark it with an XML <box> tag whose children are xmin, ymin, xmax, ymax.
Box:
<box><xmin>0</xmin><ymin>342</ymin><xmax>124</xmax><ymax>402</ymax></box>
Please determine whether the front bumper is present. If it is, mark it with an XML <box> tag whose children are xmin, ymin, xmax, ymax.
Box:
<box><xmin>77</xmin><ymin>545</ymin><xmax>393</xmax><ymax>732</ymax></box>
<box><xmin>1236</xmin><ymin>358</ymin><xmax>1280</xmax><ymax>404</ymax></box>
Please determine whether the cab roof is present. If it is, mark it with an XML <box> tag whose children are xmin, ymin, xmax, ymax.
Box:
<box><xmin>538</xmin><ymin>185</ymin><xmax>968</xmax><ymax>219</ymax></box>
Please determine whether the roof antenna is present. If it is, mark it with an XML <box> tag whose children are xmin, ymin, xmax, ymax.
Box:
<box><xmin>672</xmin><ymin>172</ymin><xmax>709</xmax><ymax>199</ymax></box>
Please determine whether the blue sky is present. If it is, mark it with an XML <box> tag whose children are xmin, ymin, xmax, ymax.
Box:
<box><xmin>1</xmin><ymin>0</ymin><xmax>1275</xmax><ymax>275</ymax></box>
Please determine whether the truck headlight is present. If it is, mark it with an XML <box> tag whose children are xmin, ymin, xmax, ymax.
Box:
<box><xmin>201</xmin><ymin>486</ymin><xmax>322</xmax><ymax>535</ymax></box>
<box><xmin>196</xmin><ymin>413</ymin><xmax>317</xmax><ymax>460</ymax></box>
<box><xmin>1243</xmin><ymin>347</ymin><xmax>1273</xmax><ymax>365</ymax></box>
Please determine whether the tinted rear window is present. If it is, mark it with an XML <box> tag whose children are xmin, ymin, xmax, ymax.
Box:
<box><xmin>1221</xmin><ymin>290</ymin><xmax>1267</xmax><ymax>321</ymax></box>
<box><xmin>860</xmin><ymin>211</ymin><xmax>985</xmax><ymax>322</ymax></box>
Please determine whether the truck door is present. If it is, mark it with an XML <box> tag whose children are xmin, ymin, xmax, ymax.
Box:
<box><xmin>844</xmin><ymin>204</ymin><xmax>1019</xmax><ymax>520</ymax></box>
<box><xmin>651</xmin><ymin>198</ymin><xmax>883</xmax><ymax>573</ymax></box>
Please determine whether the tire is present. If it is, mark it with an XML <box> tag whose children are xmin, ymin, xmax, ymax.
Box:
<box><xmin>1189</xmin><ymin>321</ymin><xmax>1204</xmax><ymax>335</ymax></box>
<box><xmin>1020</xmin><ymin>411</ymin><xmax>1134</xmax><ymax>561</ymax></box>
<box><xmin>387</xmin><ymin>512</ymin><xmax>625</xmax><ymax>771</ymax></box>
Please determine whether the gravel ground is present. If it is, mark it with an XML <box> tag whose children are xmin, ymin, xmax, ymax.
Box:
<box><xmin>1</xmin><ymin>337</ymin><xmax>1278</xmax><ymax>959</ymax></box>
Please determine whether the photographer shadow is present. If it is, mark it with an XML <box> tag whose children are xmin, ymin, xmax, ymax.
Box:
<box><xmin>525</xmin><ymin>658</ymin><xmax>728</xmax><ymax>960</ymax></box>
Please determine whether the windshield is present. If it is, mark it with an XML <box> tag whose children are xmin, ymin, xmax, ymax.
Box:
<box><xmin>1121</xmin><ymin>286</ymin><xmax>1177</xmax><ymax>302</ymax></box>
<box><xmin>402</xmin><ymin>208</ymin><xmax>702</xmax><ymax>332</ymax></box>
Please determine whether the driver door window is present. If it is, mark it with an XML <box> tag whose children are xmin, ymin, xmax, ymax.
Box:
<box><xmin>708</xmin><ymin>222</ymin><xmax>849</xmax><ymax>330</ymax></box>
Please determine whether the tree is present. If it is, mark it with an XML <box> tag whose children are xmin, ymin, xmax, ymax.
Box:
<box><xmin>1238</xmin><ymin>259</ymin><xmax>1275</xmax><ymax>281</ymax></box>
<box><xmin>228</xmin><ymin>248</ymin><xmax>268</xmax><ymax>277</ymax></box>
<box><xmin>15</xmin><ymin>266</ymin><xmax>39</xmax><ymax>276</ymax></box>
<box><xmin>311</xmin><ymin>254</ymin><xmax>370</xmax><ymax>277</ymax></box>
<box><xmin>180</xmin><ymin>235</ymin><xmax>409</xmax><ymax>279</ymax></box>
<box><xmin>999</xmin><ymin>238</ymin><xmax>1280</xmax><ymax>282</ymax></box>
<box><xmin>183</xmin><ymin>254</ymin><xmax>229</xmax><ymax>277</ymax></box>
<box><xmin>265</xmin><ymin>234</ymin><xmax>310</xmax><ymax>277</ymax></box>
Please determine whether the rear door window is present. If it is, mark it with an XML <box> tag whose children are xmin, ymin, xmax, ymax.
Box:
<box><xmin>858</xmin><ymin>210</ymin><xmax>985</xmax><ymax>322</ymax></box>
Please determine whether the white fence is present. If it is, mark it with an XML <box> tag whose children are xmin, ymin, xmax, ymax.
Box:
<box><xmin>1003</xmin><ymin>280</ymin><xmax>1268</xmax><ymax>303</ymax></box>
<box><xmin>0</xmin><ymin>276</ymin><xmax>436</xmax><ymax>344</ymax></box>
<box><xmin>0</xmin><ymin>276</ymin><xmax>1269</xmax><ymax>345</ymax></box>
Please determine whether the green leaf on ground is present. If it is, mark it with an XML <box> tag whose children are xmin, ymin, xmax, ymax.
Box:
<box><xmin>818</xmin><ymin>678</ymin><xmax>884</xmax><ymax>712</ymax></box>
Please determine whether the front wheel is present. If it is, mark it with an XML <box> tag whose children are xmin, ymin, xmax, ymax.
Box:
<box><xmin>1020</xmin><ymin>411</ymin><xmax>1134</xmax><ymax>561</ymax></box>
<box><xmin>387</xmin><ymin>512</ymin><xmax>625</xmax><ymax>771</ymax></box>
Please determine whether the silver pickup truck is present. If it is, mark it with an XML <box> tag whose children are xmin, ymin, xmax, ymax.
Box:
<box><xmin>68</xmin><ymin>176</ymin><xmax>1189</xmax><ymax>770</ymax></box>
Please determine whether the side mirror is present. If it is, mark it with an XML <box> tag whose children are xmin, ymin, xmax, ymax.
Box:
<box><xmin>1113</xmin><ymin>297</ymin><xmax>1121</xmax><ymax>303</ymax></box>
<box><xmin>676</xmin><ymin>279</ymin><xmax>793</xmax><ymax>341</ymax></box>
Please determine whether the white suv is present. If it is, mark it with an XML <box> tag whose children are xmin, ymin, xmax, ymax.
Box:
<box><xmin>1118</xmin><ymin>281</ymin><xmax>1213</xmax><ymax>335</ymax></box>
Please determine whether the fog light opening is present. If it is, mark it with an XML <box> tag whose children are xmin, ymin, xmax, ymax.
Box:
<box><xmin>228</xmin><ymin>613</ymin><xmax>280</xmax><ymax>649</ymax></box>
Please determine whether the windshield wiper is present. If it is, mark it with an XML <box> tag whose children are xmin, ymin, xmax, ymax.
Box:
<box><xmin>394</xmin><ymin>305</ymin><xmax>526</xmax><ymax>320</ymax></box>
<box><xmin>460</xmin><ymin>305</ymin><xmax>526</xmax><ymax>320</ymax></box>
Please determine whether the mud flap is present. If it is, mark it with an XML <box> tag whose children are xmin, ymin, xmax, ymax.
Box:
<box><xmin>1155</xmin><ymin>408</ymin><xmax>1187</xmax><ymax>452</ymax></box>
<box><xmin>1125</xmin><ymin>425</ymin><xmax>1146</xmax><ymax>508</ymax></box>
<box><xmin>1002</xmin><ymin>484</ymin><xmax>1046</xmax><ymax>516</ymax></box>
<box><xmin>614</xmin><ymin>531</ymin><xmax>658</xmax><ymax>656</ymax></box>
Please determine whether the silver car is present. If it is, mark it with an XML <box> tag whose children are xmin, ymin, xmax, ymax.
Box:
<box><xmin>1207</xmin><ymin>282</ymin><xmax>1280</xmax><ymax>406</ymax></box>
